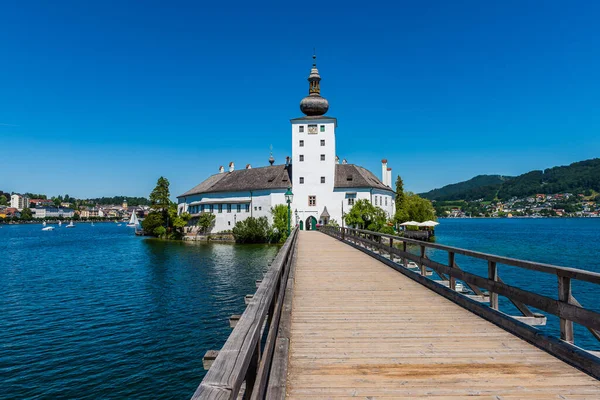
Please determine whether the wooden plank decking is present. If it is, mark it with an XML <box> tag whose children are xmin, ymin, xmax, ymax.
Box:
<box><xmin>286</xmin><ymin>231</ymin><xmax>600</xmax><ymax>399</ymax></box>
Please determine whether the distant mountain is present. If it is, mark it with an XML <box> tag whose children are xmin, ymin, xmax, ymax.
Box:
<box><xmin>420</xmin><ymin>158</ymin><xmax>600</xmax><ymax>201</ymax></box>
<box><xmin>420</xmin><ymin>175</ymin><xmax>510</xmax><ymax>202</ymax></box>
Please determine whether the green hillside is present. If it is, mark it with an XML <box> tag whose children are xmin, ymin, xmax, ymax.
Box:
<box><xmin>420</xmin><ymin>158</ymin><xmax>600</xmax><ymax>201</ymax></box>
<box><xmin>419</xmin><ymin>175</ymin><xmax>509</xmax><ymax>201</ymax></box>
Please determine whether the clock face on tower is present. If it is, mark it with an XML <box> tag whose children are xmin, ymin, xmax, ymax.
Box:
<box><xmin>308</xmin><ymin>124</ymin><xmax>318</xmax><ymax>134</ymax></box>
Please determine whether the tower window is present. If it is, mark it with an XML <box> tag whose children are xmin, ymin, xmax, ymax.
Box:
<box><xmin>385</xmin><ymin>197</ymin><xmax>388</xmax><ymax>206</ymax></box>
<box><xmin>309</xmin><ymin>196</ymin><xmax>316</xmax><ymax>206</ymax></box>
<box><xmin>320</xmin><ymin>125</ymin><xmax>325</xmax><ymax>132</ymax></box>
<box><xmin>299</xmin><ymin>155</ymin><xmax>304</xmax><ymax>162</ymax></box>
<box><xmin>237</xmin><ymin>204</ymin><xmax>241</xmax><ymax>212</ymax></box>
<box><xmin>227</xmin><ymin>204</ymin><xmax>232</xmax><ymax>213</ymax></box>
<box><xmin>320</xmin><ymin>139</ymin><xmax>325</xmax><ymax>146</ymax></box>
<box><xmin>299</xmin><ymin>126</ymin><xmax>304</xmax><ymax>133</ymax></box>
<box><xmin>348</xmin><ymin>198</ymin><xmax>355</xmax><ymax>206</ymax></box>
<box><xmin>245</xmin><ymin>204</ymin><xmax>250</xmax><ymax>212</ymax></box>
<box><xmin>218</xmin><ymin>204</ymin><xmax>223</xmax><ymax>213</ymax></box>
<box><xmin>321</xmin><ymin>176</ymin><xmax>325</xmax><ymax>183</ymax></box>
<box><xmin>299</xmin><ymin>140</ymin><xmax>304</xmax><ymax>147</ymax></box>
<box><xmin>299</xmin><ymin>177</ymin><xmax>304</xmax><ymax>184</ymax></box>
<box><xmin>320</xmin><ymin>154</ymin><xmax>325</xmax><ymax>161</ymax></box>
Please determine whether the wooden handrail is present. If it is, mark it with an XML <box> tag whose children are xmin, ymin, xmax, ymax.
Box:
<box><xmin>191</xmin><ymin>228</ymin><xmax>299</xmax><ymax>400</ymax></box>
<box><xmin>320</xmin><ymin>226</ymin><xmax>600</xmax><ymax>348</ymax></box>
<box><xmin>345</xmin><ymin>227</ymin><xmax>600</xmax><ymax>285</ymax></box>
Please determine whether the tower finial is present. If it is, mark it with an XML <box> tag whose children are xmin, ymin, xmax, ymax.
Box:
<box><xmin>299</xmin><ymin>52</ymin><xmax>329</xmax><ymax>116</ymax></box>
<box><xmin>269</xmin><ymin>144</ymin><xmax>275</xmax><ymax>166</ymax></box>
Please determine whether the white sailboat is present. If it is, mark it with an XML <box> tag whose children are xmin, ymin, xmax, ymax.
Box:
<box><xmin>58</xmin><ymin>221</ymin><xmax>62</xmax><ymax>227</ymax></box>
<box><xmin>66</xmin><ymin>221</ymin><xmax>75</xmax><ymax>228</ymax></box>
<box><xmin>43</xmin><ymin>221</ymin><xmax>46</xmax><ymax>227</ymax></box>
<box><xmin>127</xmin><ymin>212</ymin><xmax>139</xmax><ymax>227</ymax></box>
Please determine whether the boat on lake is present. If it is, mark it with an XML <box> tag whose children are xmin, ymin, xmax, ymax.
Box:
<box><xmin>127</xmin><ymin>212</ymin><xmax>139</xmax><ymax>228</ymax></box>
<box><xmin>66</xmin><ymin>222</ymin><xmax>75</xmax><ymax>228</ymax></box>
<box><xmin>42</xmin><ymin>226</ymin><xmax>54</xmax><ymax>231</ymax></box>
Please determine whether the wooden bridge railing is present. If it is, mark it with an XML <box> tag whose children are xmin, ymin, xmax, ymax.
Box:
<box><xmin>191</xmin><ymin>227</ymin><xmax>298</xmax><ymax>400</ymax></box>
<box><xmin>320</xmin><ymin>225</ymin><xmax>600</xmax><ymax>378</ymax></box>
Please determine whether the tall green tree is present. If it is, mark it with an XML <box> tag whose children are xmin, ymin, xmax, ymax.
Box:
<box><xmin>271</xmin><ymin>204</ymin><xmax>289</xmax><ymax>243</ymax></box>
<box><xmin>150</xmin><ymin>177</ymin><xmax>171</xmax><ymax>212</ymax></box>
<box><xmin>0</xmin><ymin>195</ymin><xmax>7</xmax><ymax>206</ymax></box>
<box><xmin>394</xmin><ymin>175</ymin><xmax>409</xmax><ymax>223</ymax></box>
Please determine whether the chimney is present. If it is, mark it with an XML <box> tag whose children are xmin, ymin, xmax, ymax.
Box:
<box><xmin>387</xmin><ymin>167</ymin><xmax>392</xmax><ymax>187</ymax></box>
<box><xmin>219</xmin><ymin>166</ymin><xmax>224</xmax><ymax>173</ymax></box>
<box><xmin>342</xmin><ymin>159</ymin><xmax>347</xmax><ymax>165</ymax></box>
<box><xmin>246</xmin><ymin>164</ymin><xmax>251</xmax><ymax>169</ymax></box>
<box><xmin>229</xmin><ymin>161</ymin><xmax>234</xmax><ymax>172</ymax></box>
<box><xmin>285</xmin><ymin>156</ymin><xmax>290</xmax><ymax>166</ymax></box>
<box><xmin>381</xmin><ymin>159</ymin><xmax>388</xmax><ymax>185</ymax></box>
<box><xmin>335</xmin><ymin>155</ymin><xmax>340</xmax><ymax>164</ymax></box>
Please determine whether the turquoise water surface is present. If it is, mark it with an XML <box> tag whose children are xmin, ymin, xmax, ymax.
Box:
<box><xmin>1</xmin><ymin>219</ymin><xmax>599</xmax><ymax>398</ymax></box>
<box><xmin>432</xmin><ymin>218</ymin><xmax>600</xmax><ymax>351</ymax></box>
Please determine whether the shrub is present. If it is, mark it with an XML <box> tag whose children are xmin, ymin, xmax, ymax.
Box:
<box><xmin>232</xmin><ymin>216</ymin><xmax>273</xmax><ymax>244</ymax></box>
<box><xmin>142</xmin><ymin>212</ymin><xmax>164</xmax><ymax>236</ymax></box>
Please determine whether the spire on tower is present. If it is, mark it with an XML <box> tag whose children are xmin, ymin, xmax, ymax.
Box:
<box><xmin>300</xmin><ymin>53</ymin><xmax>329</xmax><ymax>116</ymax></box>
<box><xmin>269</xmin><ymin>144</ymin><xmax>275</xmax><ymax>165</ymax></box>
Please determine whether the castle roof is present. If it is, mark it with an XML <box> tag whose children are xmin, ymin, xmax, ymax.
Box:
<box><xmin>178</xmin><ymin>163</ymin><xmax>393</xmax><ymax>198</ymax></box>
<box><xmin>178</xmin><ymin>165</ymin><xmax>292</xmax><ymax>198</ymax></box>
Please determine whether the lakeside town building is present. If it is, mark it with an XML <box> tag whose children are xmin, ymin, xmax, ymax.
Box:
<box><xmin>10</xmin><ymin>194</ymin><xmax>30</xmax><ymax>211</ymax></box>
<box><xmin>177</xmin><ymin>57</ymin><xmax>396</xmax><ymax>233</ymax></box>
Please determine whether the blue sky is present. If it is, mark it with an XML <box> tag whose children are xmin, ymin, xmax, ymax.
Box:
<box><xmin>2</xmin><ymin>1</ymin><xmax>599</xmax><ymax>199</ymax></box>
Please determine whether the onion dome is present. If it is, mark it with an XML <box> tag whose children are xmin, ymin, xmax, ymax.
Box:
<box><xmin>300</xmin><ymin>54</ymin><xmax>329</xmax><ymax>116</ymax></box>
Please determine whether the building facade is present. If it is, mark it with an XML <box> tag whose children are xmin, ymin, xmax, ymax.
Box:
<box><xmin>33</xmin><ymin>207</ymin><xmax>74</xmax><ymax>219</ymax></box>
<box><xmin>178</xmin><ymin>57</ymin><xmax>395</xmax><ymax>233</ymax></box>
<box><xmin>10</xmin><ymin>194</ymin><xmax>30</xmax><ymax>211</ymax></box>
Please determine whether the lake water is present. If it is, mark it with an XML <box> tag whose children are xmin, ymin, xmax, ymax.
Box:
<box><xmin>1</xmin><ymin>219</ymin><xmax>599</xmax><ymax>398</ymax></box>
<box><xmin>0</xmin><ymin>223</ymin><xmax>279</xmax><ymax>399</ymax></box>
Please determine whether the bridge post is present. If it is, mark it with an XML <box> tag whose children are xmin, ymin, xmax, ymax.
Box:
<box><xmin>449</xmin><ymin>252</ymin><xmax>456</xmax><ymax>291</ymax></box>
<box><xmin>389</xmin><ymin>237</ymin><xmax>394</xmax><ymax>261</ymax></box>
<box><xmin>402</xmin><ymin>241</ymin><xmax>407</xmax><ymax>268</ymax></box>
<box><xmin>488</xmin><ymin>261</ymin><xmax>498</xmax><ymax>309</ymax></box>
<box><xmin>558</xmin><ymin>275</ymin><xmax>574</xmax><ymax>343</ymax></box>
<box><xmin>420</xmin><ymin>245</ymin><xmax>426</xmax><ymax>276</ymax></box>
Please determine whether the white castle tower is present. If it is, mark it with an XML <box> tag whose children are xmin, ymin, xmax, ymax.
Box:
<box><xmin>290</xmin><ymin>55</ymin><xmax>337</xmax><ymax>229</ymax></box>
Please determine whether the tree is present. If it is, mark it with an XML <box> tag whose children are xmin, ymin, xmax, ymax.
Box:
<box><xmin>344</xmin><ymin>199</ymin><xmax>387</xmax><ymax>231</ymax></box>
<box><xmin>394</xmin><ymin>175</ymin><xmax>410</xmax><ymax>223</ymax></box>
<box><xmin>150</xmin><ymin>177</ymin><xmax>171</xmax><ymax>212</ymax></box>
<box><xmin>403</xmin><ymin>192</ymin><xmax>437</xmax><ymax>222</ymax></box>
<box><xmin>0</xmin><ymin>195</ymin><xmax>6</xmax><ymax>206</ymax></box>
<box><xmin>197</xmin><ymin>212</ymin><xmax>216</xmax><ymax>234</ymax></box>
<box><xmin>271</xmin><ymin>204</ymin><xmax>289</xmax><ymax>243</ymax></box>
<box><xmin>20</xmin><ymin>207</ymin><xmax>33</xmax><ymax>220</ymax></box>
<box><xmin>142</xmin><ymin>212</ymin><xmax>164</xmax><ymax>236</ymax></box>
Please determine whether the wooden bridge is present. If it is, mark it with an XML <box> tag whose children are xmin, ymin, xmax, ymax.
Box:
<box><xmin>192</xmin><ymin>227</ymin><xmax>600</xmax><ymax>399</ymax></box>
